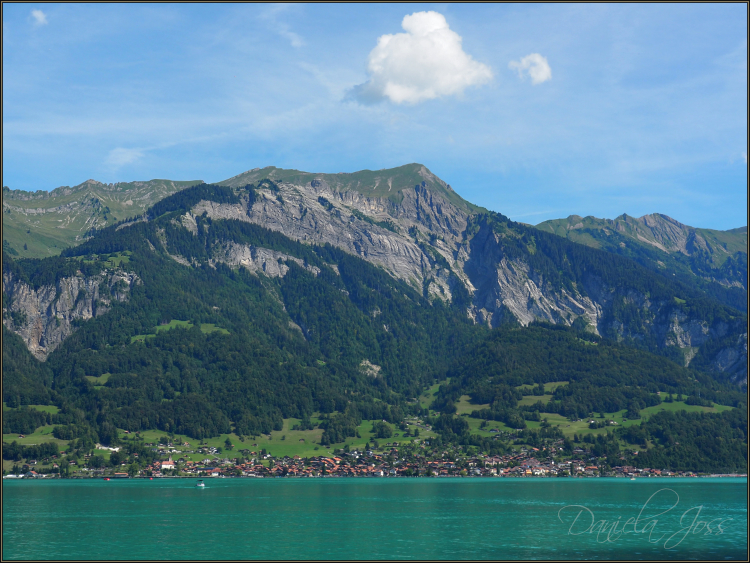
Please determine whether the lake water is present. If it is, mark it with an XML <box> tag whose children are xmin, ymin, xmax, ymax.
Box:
<box><xmin>3</xmin><ymin>478</ymin><xmax>747</xmax><ymax>560</ymax></box>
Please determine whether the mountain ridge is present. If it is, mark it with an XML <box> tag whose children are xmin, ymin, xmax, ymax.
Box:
<box><xmin>2</xmin><ymin>176</ymin><xmax>747</xmax><ymax>474</ymax></box>
<box><xmin>4</xmin><ymin>172</ymin><xmax>746</xmax><ymax>383</ymax></box>
<box><xmin>3</xmin><ymin>179</ymin><xmax>203</xmax><ymax>258</ymax></box>
<box><xmin>536</xmin><ymin>212</ymin><xmax>747</xmax><ymax>312</ymax></box>
<box><xmin>537</xmin><ymin>212</ymin><xmax>746</xmax><ymax>259</ymax></box>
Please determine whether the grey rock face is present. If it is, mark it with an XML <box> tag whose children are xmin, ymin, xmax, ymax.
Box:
<box><xmin>712</xmin><ymin>333</ymin><xmax>747</xmax><ymax>384</ymax></box>
<box><xmin>187</xmin><ymin>175</ymin><xmax>745</xmax><ymax>377</ymax></box>
<box><xmin>5</xmin><ymin>165</ymin><xmax>742</xmax><ymax>380</ymax></box>
<box><xmin>210</xmin><ymin>241</ymin><xmax>321</xmax><ymax>278</ymax></box>
<box><xmin>193</xmin><ymin>186</ymin><xmax>442</xmax><ymax>291</ymax></box>
<box><xmin>2</xmin><ymin>269</ymin><xmax>140</xmax><ymax>361</ymax></box>
<box><xmin>463</xmin><ymin>226</ymin><xmax>603</xmax><ymax>329</ymax></box>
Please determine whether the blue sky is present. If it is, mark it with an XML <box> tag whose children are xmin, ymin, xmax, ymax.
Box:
<box><xmin>3</xmin><ymin>3</ymin><xmax>747</xmax><ymax>229</ymax></box>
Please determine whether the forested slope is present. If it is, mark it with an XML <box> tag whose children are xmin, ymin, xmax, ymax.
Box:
<box><xmin>2</xmin><ymin>182</ymin><xmax>746</xmax><ymax>475</ymax></box>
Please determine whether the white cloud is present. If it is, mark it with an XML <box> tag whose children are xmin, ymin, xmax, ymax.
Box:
<box><xmin>351</xmin><ymin>11</ymin><xmax>492</xmax><ymax>104</ymax></box>
<box><xmin>105</xmin><ymin>147</ymin><xmax>144</xmax><ymax>168</ymax></box>
<box><xmin>743</xmin><ymin>151</ymin><xmax>747</xmax><ymax>164</ymax></box>
<box><xmin>509</xmin><ymin>53</ymin><xmax>552</xmax><ymax>85</ymax></box>
<box><xmin>31</xmin><ymin>9</ymin><xmax>48</xmax><ymax>26</ymax></box>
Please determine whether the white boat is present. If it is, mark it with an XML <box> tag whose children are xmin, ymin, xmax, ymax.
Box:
<box><xmin>630</xmin><ymin>477</ymin><xmax>636</xmax><ymax>480</ymax></box>
<box><xmin>196</xmin><ymin>480</ymin><xmax>205</xmax><ymax>488</ymax></box>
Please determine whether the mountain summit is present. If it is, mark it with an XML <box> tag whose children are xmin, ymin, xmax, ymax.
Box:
<box><xmin>3</xmin><ymin>164</ymin><xmax>746</xmax><ymax>381</ymax></box>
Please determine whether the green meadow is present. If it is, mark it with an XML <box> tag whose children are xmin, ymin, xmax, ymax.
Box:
<box><xmin>419</xmin><ymin>380</ymin><xmax>445</xmax><ymax>411</ymax></box>
<box><xmin>3</xmin><ymin>379</ymin><xmax>734</xmax><ymax>467</ymax></box>
<box><xmin>84</xmin><ymin>373</ymin><xmax>112</xmax><ymax>387</ymax></box>
<box><xmin>2</xmin><ymin>425</ymin><xmax>71</xmax><ymax>471</ymax></box>
<box><xmin>3</xmin><ymin>403</ymin><xmax>59</xmax><ymax>414</ymax></box>
<box><xmin>118</xmin><ymin>416</ymin><xmax>438</xmax><ymax>462</ymax></box>
<box><xmin>455</xmin><ymin>395</ymin><xmax>489</xmax><ymax>415</ymax></box>
<box><xmin>130</xmin><ymin>320</ymin><xmax>229</xmax><ymax>343</ymax></box>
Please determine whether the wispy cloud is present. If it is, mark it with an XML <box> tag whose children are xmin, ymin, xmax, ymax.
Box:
<box><xmin>509</xmin><ymin>53</ymin><xmax>552</xmax><ymax>84</ymax></box>
<box><xmin>31</xmin><ymin>9</ymin><xmax>48</xmax><ymax>26</ymax></box>
<box><xmin>105</xmin><ymin>147</ymin><xmax>144</xmax><ymax>168</ymax></box>
<box><xmin>279</xmin><ymin>26</ymin><xmax>304</xmax><ymax>48</ymax></box>
<box><xmin>512</xmin><ymin>209</ymin><xmax>563</xmax><ymax>218</ymax></box>
<box><xmin>349</xmin><ymin>11</ymin><xmax>492</xmax><ymax>104</ymax></box>
<box><xmin>259</xmin><ymin>4</ymin><xmax>304</xmax><ymax>47</ymax></box>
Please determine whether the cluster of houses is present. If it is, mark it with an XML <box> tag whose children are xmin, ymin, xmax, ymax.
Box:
<box><xmin>128</xmin><ymin>447</ymin><xmax>701</xmax><ymax>478</ymax></box>
<box><xmin>5</xmin><ymin>436</ymin><xmax>712</xmax><ymax>480</ymax></box>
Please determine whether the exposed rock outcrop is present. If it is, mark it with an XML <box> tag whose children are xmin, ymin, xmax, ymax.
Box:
<box><xmin>185</xmin><ymin>169</ymin><xmax>747</xmax><ymax>378</ymax></box>
<box><xmin>210</xmin><ymin>241</ymin><xmax>320</xmax><ymax>278</ymax></box>
<box><xmin>5</xmin><ymin>164</ymin><xmax>744</xmax><ymax>381</ymax></box>
<box><xmin>2</xmin><ymin>269</ymin><xmax>140</xmax><ymax>361</ymax></box>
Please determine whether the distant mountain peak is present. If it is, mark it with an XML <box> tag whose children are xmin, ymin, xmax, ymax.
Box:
<box><xmin>217</xmin><ymin>163</ymin><xmax>481</xmax><ymax>214</ymax></box>
<box><xmin>535</xmin><ymin>211</ymin><xmax>747</xmax><ymax>311</ymax></box>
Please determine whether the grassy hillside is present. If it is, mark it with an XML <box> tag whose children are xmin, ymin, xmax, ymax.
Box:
<box><xmin>2</xmin><ymin>179</ymin><xmax>202</xmax><ymax>258</ymax></box>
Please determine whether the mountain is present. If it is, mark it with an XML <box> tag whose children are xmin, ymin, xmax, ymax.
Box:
<box><xmin>3</xmin><ymin>199</ymin><xmax>483</xmax><ymax>438</ymax></box>
<box><xmin>3</xmin><ymin>166</ymin><xmax>746</xmax><ymax>382</ymax></box>
<box><xmin>193</xmin><ymin>166</ymin><xmax>747</xmax><ymax>378</ymax></box>
<box><xmin>536</xmin><ymin>214</ymin><xmax>747</xmax><ymax>312</ymax></box>
<box><xmin>2</xmin><ymin>171</ymin><xmax>747</xmax><ymax>471</ymax></box>
<box><xmin>2</xmin><ymin>179</ymin><xmax>202</xmax><ymax>258</ymax></box>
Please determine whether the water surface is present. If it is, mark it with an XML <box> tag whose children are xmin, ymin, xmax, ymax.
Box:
<box><xmin>3</xmin><ymin>478</ymin><xmax>747</xmax><ymax>560</ymax></box>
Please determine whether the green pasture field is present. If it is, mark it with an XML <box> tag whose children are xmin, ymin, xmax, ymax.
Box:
<box><xmin>2</xmin><ymin>425</ymin><xmax>69</xmax><ymax>448</ymax></box>
<box><xmin>463</xmin><ymin>416</ymin><xmax>512</xmax><ymax>437</ymax></box>
<box><xmin>199</xmin><ymin>323</ymin><xmax>230</xmax><ymax>335</ymax></box>
<box><xmin>640</xmin><ymin>400</ymin><xmax>732</xmax><ymax>416</ymax></box>
<box><xmin>102</xmin><ymin>251</ymin><xmax>132</xmax><ymax>267</ymax></box>
<box><xmin>131</xmin><ymin>320</ymin><xmax>229</xmax><ymax>343</ymax></box>
<box><xmin>517</xmin><ymin>394</ymin><xmax>553</xmax><ymax>407</ymax></box>
<box><xmin>419</xmin><ymin>380</ymin><xmax>447</xmax><ymax>411</ymax></box>
<box><xmin>84</xmin><ymin>373</ymin><xmax>112</xmax><ymax>386</ymax></box>
<box><xmin>516</xmin><ymin>381</ymin><xmax>569</xmax><ymax>394</ymax></box>
<box><xmin>2</xmin><ymin>403</ymin><xmax>59</xmax><ymax>414</ymax></box>
<box><xmin>155</xmin><ymin>319</ymin><xmax>193</xmax><ymax>332</ymax></box>
<box><xmin>115</xmin><ymin>417</ymin><xmax>438</xmax><ymax>461</ymax></box>
<box><xmin>76</xmin><ymin>250</ymin><xmax>132</xmax><ymax>268</ymax></box>
<box><xmin>455</xmin><ymin>395</ymin><xmax>489</xmax><ymax>415</ymax></box>
<box><xmin>526</xmin><ymin>400</ymin><xmax>733</xmax><ymax>438</ymax></box>
<box><xmin>1</xmin><ymin>220</ymin><xmax>69</xmax><ymax>259</ymax></box>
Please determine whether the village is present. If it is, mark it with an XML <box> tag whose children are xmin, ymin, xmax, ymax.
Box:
<box><xmin>6</xmin><ymin>436</ymin><xmax>709</xmax><ymax>479</ymax></box>
<box><xmin>131</xmin><ymin>441</ymin><xmax>704</xmax><ymax>478</ymax></box>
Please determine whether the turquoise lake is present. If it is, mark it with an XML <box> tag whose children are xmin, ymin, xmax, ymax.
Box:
<box><xmin>3</xmin><ymin>478</ymin><xmax>747</xmax><ymax>560</ymax></box>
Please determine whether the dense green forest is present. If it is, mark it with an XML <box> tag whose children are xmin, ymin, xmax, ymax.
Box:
<box><xmin>2</xmin><ymin>182</ymin><xmax>746</xmax><ymax>473</ymax></box>
<box><xmin>617</xmin><ymin>408</ymin><xmax>747</xmax><ymax>473</ymax></box>
<box><xmin>440</xmin><ymin>323</ymin><xmax>745</xmax><ymax>417</ymax></box>
<box><xmin>3</xmin><ymin>326</ymin><xmax>55</xmax><ymax>407</ymax></box>
<box><xmin>3</xmin><ymin>184</ymin><xmax>482</xmax><ymax>442</ymax></box>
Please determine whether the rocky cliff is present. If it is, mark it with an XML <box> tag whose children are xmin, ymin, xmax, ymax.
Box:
<box><xmin>2</xmin><ymin>268</ymin><xmax>140</xmax><ymax>361</ymax></box>
<box><xmin>535</xmin><ymin>213</ymin><xmax>748</xmax><ymax>313</ymax></box>
<box><xmin>170</xmin><ymin>165</ymin><xmax>747</xmax><ymax>381</ymax></box>
<box><xmin>3</xmin><ymin>164</ymin><xmax>746</xmax><ymax>382</ymax></box>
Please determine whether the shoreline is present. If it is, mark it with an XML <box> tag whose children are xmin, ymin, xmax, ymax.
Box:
<box><xmin>5</xmin><ymin>473</ymin><xmax>747</xmax><ymax>480</ymax></box>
